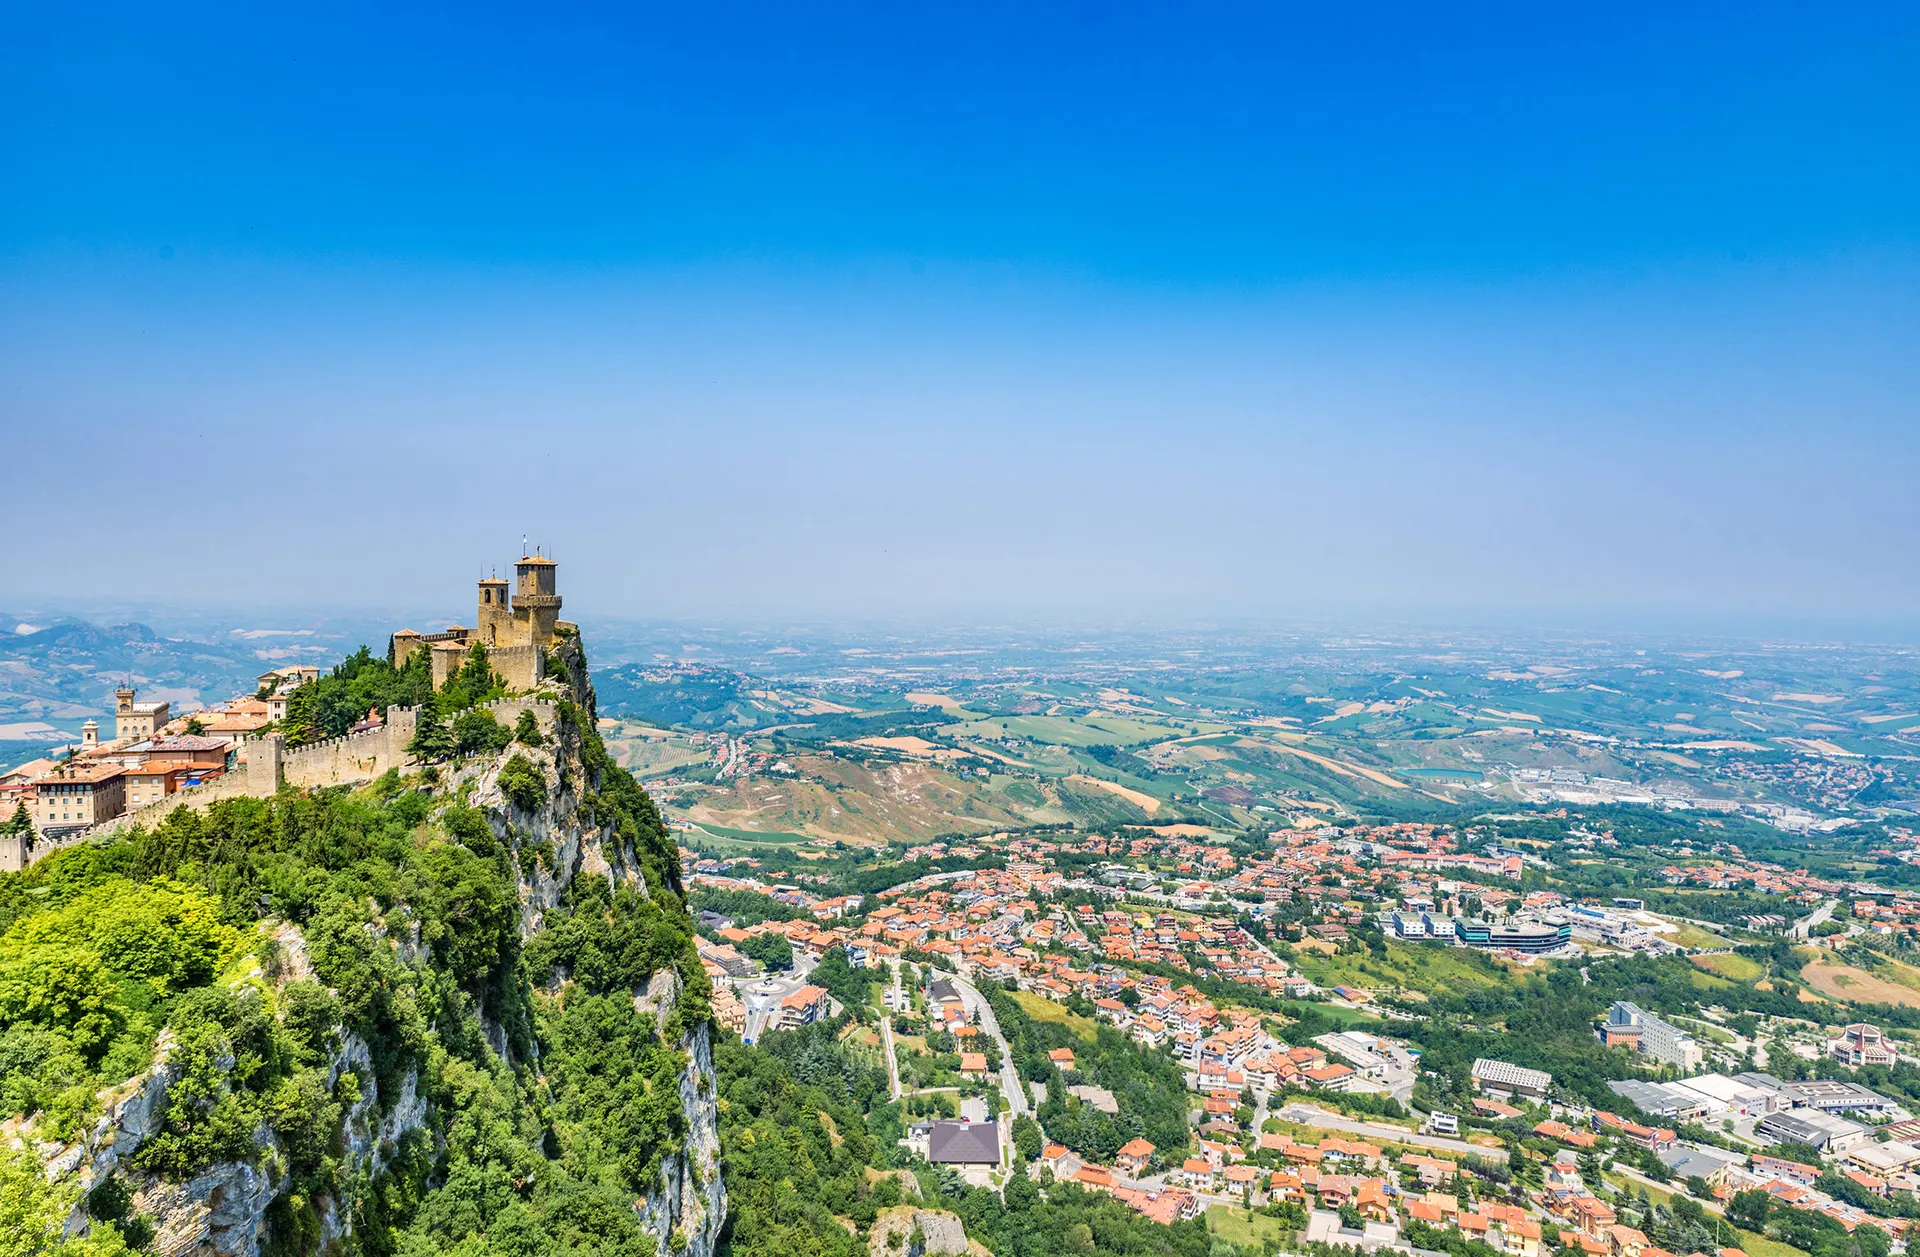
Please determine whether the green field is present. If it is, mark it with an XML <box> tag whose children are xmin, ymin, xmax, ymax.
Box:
<box><xmin>1207</xmin><ymin>1205</ymin><xmax>1293</xmax><ymax>1247</ymax></box>
<box><xmin>1691</xmin><ymin>952</ymin><xmax>1766</xmax><ymax>982</ymax></box>
<box><xmin>1288</xmin><ymin>941</ymin><xmax>1506</xmax><ymax>996</ymax></box>
<box><xmin>947</xmin><ymin>714</ymin><xmax>1206</xmax><ymax>747</ymax></box>
<box><xmin>1660</xmin><ymin>919</ymin><xmax>1738</xmax><ymax>950</ymax></box>
<box><xmin>1276</xmin><ymin>999</ymin><xmax>1385</xmax><ymax>1029</ymax></box>
<box><xmin>1737</xmin><ymin>1229</ymin><xmax>1810</xmax><ymax>1257</ymax></box>
<box><xmin>1009</xmin><ymin>990</ymin><xmax>1099</xmax><ymax>1042</ymax></box>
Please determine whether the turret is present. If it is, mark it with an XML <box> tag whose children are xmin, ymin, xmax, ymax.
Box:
<box><xmin>513</xmin><ymin>553</ymin><xmax>561</xmax><ymax>646</ymax></box>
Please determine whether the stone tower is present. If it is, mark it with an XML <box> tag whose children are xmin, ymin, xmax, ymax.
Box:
<box><xmin>476</xmin><ymin>574</ymin><xmax>511</xmax><ymax>645</ymax></box>
<box><xmin>514</xmin><ymin>554</ymin><xmax>562</xmax><ymax>647</ymax></box>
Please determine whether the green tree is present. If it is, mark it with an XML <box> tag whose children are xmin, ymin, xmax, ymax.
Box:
<box><xmin>438</xmin><ymin>642</ymin><xmax>503</xmax><ymax>711</ymax></box>
<box><xmin>1726</xmin><ymin>1189</ymin><xmax>1771</xmax><ymax>1232</ymax></box>
<box><xmin>1013</xmin><ymin>1112</ymin><xmax>1044</xmax><ymax>1161</ymax></box>
<box><xmin>513</xmin><ymin>708</ymin><xmax>545</xmax><ymax>746</ymax></box>
<box><xmin>406</xmin><ymin>699</ymin><xmax>454</xmax><ymax>762</ymax></box>
<box><xmin>452</xmin><ymin>708</ymin><xmax>511</xmax><ymax>757</ymax></box>
<box><xmin>0</xmin><ymin>1146</ymin><xmax>124</xmax><ymax>1257</ymax></box>
<box><xmin>739</xmin><ymin>931</ymin><xmax>794</xmax><ymax>971</ymax></box>
<box><xmin>497</xmin><ymin>754</ymin><xmax>545</xmax><ymax>811</ymax></box>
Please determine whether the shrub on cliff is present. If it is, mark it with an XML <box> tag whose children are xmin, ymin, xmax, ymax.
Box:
<box><xmin>513</xmin><ymin>708</ymin><xmax>544</xmax><ymax>746</ymax></box>
<box><xmin>498</xmin><ymin>754</ymin><xmax>544</xmax><ymax>812</ymax></box>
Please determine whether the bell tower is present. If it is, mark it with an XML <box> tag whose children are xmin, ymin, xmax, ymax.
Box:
<box><xmin>477</xmin><ymin>573</ymin><xmax>511</xmax><ymax>645</ymax></box>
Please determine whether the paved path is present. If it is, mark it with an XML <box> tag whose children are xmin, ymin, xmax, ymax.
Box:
<box><xmin>946</xmin><ymin>971</ymin><xmax>1028</xmax><ymax>1117</ymax></box>
<box><xmin>1275</xmin><ymin>1103</ymin><xmax>1507</xmax><ymax>1162</ymax></box>
<box><xmin>881</xmin><ymin>959</ymin><xmax>904</xmax><ymax>1101</ymax></box>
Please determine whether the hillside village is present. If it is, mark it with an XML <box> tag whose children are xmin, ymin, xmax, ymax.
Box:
<box><xmin>677</xmin><ymin>801</ymin><xmax>1920</xmax><ymax>1257</ymax></box>
<box><xmin>0</xmin><ymin>552</ymin><xmax>575</xmax><ymax>870</ymax></box>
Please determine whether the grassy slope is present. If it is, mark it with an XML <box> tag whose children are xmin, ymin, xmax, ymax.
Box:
<box><xmin>1009</xmin><ymin>990</ymin><xmax>1099</xmax><ymax>1042</ymax></box>
<box><xmin>1286</xmin><ymin>941</ymin><xmax>1506</xmax><ymax>996</ymax></box>
<box><xmin>1208</xmin><ymin>1204</ymin><xmax>1293</xmax><ymax>1246</ymax></box>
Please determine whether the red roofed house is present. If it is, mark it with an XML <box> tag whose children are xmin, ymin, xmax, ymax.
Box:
<box><xmin>1178</xmin><ymin>1158</ymin><xmax>1217</xmax><ymax>1190</ymax></box>
<box><xmin>1116</xmin><ymin>1139</ymin><xmax>1156</xmax><ymax>1175</ymax></box>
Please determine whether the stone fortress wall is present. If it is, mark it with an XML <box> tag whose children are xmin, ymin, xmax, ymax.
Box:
<box><xmin>1</xmin><ymin>697</ymin><xmax>556</xmax><ymax>870</ymax></box>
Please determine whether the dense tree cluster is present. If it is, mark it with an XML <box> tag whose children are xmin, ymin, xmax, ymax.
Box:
<box><xmin>712</xmin><ymin>1017</ymin><xmax>1217</xmax><ymax>1257</ymax></box>
<box><xmin>979</xmin><ymin>980</ymin><xmax>1189</xmax><ymax>1163</ymax></box>
<box><xmin>688</xmin><ymin>886</ymin><xmax>810</xmax><ymax>927</ymax></box>
<box><xmin>280</xmin><ymin>646</ymin><xmax>434</xmax><ymax>747</ymax></box>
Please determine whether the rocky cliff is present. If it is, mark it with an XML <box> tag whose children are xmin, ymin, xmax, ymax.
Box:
<box><xmin>11</xmin><ymin>629</ymin><xmax>725</xmax><ymax>1257</ymax></box>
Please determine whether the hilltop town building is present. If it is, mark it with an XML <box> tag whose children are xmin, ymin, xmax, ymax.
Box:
<box><xmin>391</xmin><ymin>553</ymin><xmax>572</xmax><ymax>689</ymax></box>
<box><xmin>1472</xmin><ymin>1058</ymin><xmax>1553</xmax><ymax>1101</ymax></box>
<box><xmin>32</xmin><ymin>762</ymin><xmax>126</xmax><ymax>838</ymax></box>
<box><xmin>114</xmin><ymin>687</ymin><xmax>170</xmax><ymax>742</ymax></box>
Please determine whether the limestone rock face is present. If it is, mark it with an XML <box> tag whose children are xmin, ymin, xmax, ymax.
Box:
<box><xmin>40</xmin><ymin>1019</ymin><xmax>427</xmax><ymax>1257</ymax></box>
<box><xmin>629</xmin><ymin>971</ymin><xmax>728</xmax><ymax>1257</ymax></box>
<box><xmin>27</xmin><ymin>633</ymin><xmax>723</xmax><ymax>1257</ymax></box>
<box><xmin>133</xmin><ymin>1151</ymin><xmax>279</xmax><ymax>1257</ymax></box>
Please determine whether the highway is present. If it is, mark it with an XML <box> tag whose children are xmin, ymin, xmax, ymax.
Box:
<box><xmin>1793</xmin><ymin>898</ymin><xmax>1838</xmax><ymax>940</ymax></box>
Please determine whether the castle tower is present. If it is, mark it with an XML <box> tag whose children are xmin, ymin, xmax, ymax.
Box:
<box><xmin>477</xmin><ymin>574</ymin><xmax>511</xmax><ymax>645</ymax></box>
<box><xmin>114</xmin><ymin>687</ymin><xmax>138</xmax><ymax>742</ymax></box>
<box><xmin>512</xmin><ymin>553</ymin><xmax>562</xmax><ymax>647</ymax></box>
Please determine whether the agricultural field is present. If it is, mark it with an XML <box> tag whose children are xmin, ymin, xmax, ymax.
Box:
<box><xmin>945</xmin><ymin>713</ymin><xmax>1211</xmax><ymax>747</ymax></box>
<box><xmin>1794</xmin><ymin>947</ymin><xmax>1920</xmax><ymax>1009</ymax></box>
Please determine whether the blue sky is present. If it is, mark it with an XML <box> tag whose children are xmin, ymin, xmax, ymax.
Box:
<box><xmin>3</xmin><ymin>3</ymin><xmax>1917</xmax><ymax>627</ymax></box>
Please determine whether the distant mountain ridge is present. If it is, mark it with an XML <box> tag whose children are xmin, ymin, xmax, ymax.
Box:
<box><xmin>0</xmin><ymin>616</ymin><xmax>306</xmax><ymax>760</ymax></box>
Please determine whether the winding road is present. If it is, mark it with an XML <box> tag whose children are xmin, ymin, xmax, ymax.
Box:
<box><xmin>944</xmin><ymin>970</ymin><xmax>1028</xmax><ymax>1118</ymax></box>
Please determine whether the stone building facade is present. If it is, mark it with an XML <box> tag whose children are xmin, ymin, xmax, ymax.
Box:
<box><xmin>115</xmin><ymin>686</ymin><xmax>170</xmax><ymax>742</ymax></box>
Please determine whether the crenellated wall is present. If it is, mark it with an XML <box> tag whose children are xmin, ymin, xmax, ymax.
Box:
<box><xmin>279</xmin><ymin>706</ymin><xmax>416</xmax><ymax>788</ymax></box>
<box><xmin>15</xmin><ymin>700</ymin><xmax>554</xmax><ymax>866</ymax></box>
